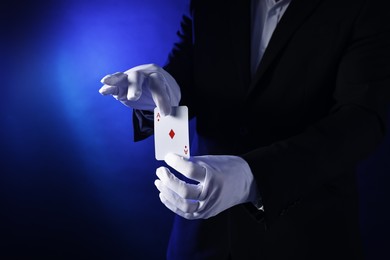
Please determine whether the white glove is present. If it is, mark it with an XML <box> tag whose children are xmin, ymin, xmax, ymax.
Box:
<box><xmin>154</xmin><ymin>153</ymin><xmax>259</xmax><ymax>219</ymax></box>
<box><xmin>99</xmin><ymin>64</ymin><xmax>181</xmax><ymax>116</ymax></box>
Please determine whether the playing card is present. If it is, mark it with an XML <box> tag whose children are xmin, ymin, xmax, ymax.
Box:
<box><xmin>154</xmin><ymin>106</ymin><xmax>190</xmax><ymax>161</ymax></box>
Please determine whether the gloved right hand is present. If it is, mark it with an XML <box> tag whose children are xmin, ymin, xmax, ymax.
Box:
<box><xmin>155</xmin><ymin>153</ymin><xmax>261</xmax><ymax>220</ymax></box>
<box><xmin>99</xmin><ymin>63</ymin><xmax>181</xmax><ymax>116</ymax></box>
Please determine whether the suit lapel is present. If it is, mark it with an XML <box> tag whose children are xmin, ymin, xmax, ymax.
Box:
<box><xmin>228</xmin><ymin>0</ymin><xmax>251</xmax><ymax>90</ymax></box>
<box><xmin>248</xmin><ymin>0</ymin><xmax>323</xmax><ymax>95</ymax></box>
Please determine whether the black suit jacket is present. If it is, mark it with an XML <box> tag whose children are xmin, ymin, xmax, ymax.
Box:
<box><xmin>134</xmin><ymin>0</ymin><xmax>390</xmax><ymax>259</ymax></box>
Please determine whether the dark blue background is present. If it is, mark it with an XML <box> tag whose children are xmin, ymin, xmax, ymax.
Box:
<box><xmin>0</xmin><ymin>0</ymin><xmax>389</xmax><ymax>259</ymax></box>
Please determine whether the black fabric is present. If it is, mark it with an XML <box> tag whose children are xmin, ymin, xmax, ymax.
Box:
<box><xmin>132</xmin><ymin>110</ymin><xmax>154</xmax><ymax>142</ymax></box>
<box><xmin>134</xmin><ymin>0</ymin><xmax>390</xmax><ymax>259</ymax></box>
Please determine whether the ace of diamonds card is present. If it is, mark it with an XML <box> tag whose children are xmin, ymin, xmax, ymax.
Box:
<box><xmin>154</xmin><ymin>106</ymin><xmax>190</xmax><ymax>161</ymax></box>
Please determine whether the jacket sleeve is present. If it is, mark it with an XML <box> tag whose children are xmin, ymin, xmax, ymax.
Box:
<box><xmin>242</xmin><ymin>0</ymin><xmax>390</xmax><ymax>223</ymax></box>
<box><xmin>133</xmin><ymin>1</ymin><xmax>194</xmax><ymax>142</ymax></box>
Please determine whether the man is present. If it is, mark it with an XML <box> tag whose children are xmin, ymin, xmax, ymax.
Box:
<box><xmin>99</xmin><ymin>0</ymin><xmax>390</xmax><ymax>259</ymax></box>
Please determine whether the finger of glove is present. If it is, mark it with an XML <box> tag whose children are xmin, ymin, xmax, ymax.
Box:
<box><xmin>155</xmin><ymin>180</ymin><xmax>200</xmax><ymax>214</ymax></box>
<box><xmin>100</xmin><ymin>72</ymin><xmax>127</xmax><ymax>85</ymax></box>
<box><xmin>164</xmin><ymin>153</ymin><xmax>206</xmax><ymax>183</ymax></box>
<box><xmin>156</xmin><ymin>167</ymin><xmax>202</xmax><ymax>200</ymax></box>
<box><xmin>158</xmin><ymin>193</ymin><xmax>199</xmax><ymax>220</ymax></box>
<box><xmin>194</xmin><ymin>198</ymin><xmax>219</xmax><ymax>219</ymax></box>
<box><xmin>99</xmin><ymin>84</ymin><xmax>119</xmax><ymax>95</ymax></box>
<box><xmin>100</xmin><ymin>72</ymin><xmax>130</xmax><ymax>100</ymax></box>
<box><xmin>148</xmin><ymin>72</ymin><xmax>171</xmax><ymax>116</ymax></box>
<box><xmin>126</xmin><ymin>70</ymin><xmax>145</xmax><ymax>101</ymax></box>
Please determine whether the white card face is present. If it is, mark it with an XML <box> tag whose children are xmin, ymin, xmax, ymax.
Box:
<box><xmin>154</xmin><ymin>106</ymin><xmax>190</xmax><ymax>161</ymax></box>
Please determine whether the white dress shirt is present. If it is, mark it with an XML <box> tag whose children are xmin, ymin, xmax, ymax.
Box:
<box><xmin>251</xmin><ymin>0</ymin><xmax>291</xmax><ymax>76</ymax></box>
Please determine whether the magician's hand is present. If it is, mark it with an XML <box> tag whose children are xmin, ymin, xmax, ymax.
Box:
<box><xmin>99</xmin><ymin>63</ymin><xmax>181</xmax><ymax>116</ymax></box>
<box><xmin>154</xmin><ymin>153</ymin><xmax>259</xmax><ymax>219</ymax></box>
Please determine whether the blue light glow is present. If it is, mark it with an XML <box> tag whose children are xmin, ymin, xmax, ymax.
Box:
<box><xmin>1</xmin><ymin>0</ymin><xmax>389</xmax><ymax>259</ymax></box>
<box><xmin>1</xmin><ymin>0</ymin><xmax>187</xmax><ymax>258</ymax></box>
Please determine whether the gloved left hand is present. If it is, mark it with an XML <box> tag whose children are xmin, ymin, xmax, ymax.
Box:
<box><xmin>99</xmin><ymin>64</ymin><xmax>181</xmax><ymax>116</ymax></box>
<box><xmin>154</xmin><ymin>153</ymin><xmax>259</xmax><ymax>219</ymax></box>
